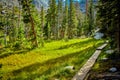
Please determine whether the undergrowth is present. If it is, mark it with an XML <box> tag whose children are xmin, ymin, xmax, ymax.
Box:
<box><xmin>0</xmin><ymin>38</ymin><xmax>104</xmax><ymax>80</ymax></box>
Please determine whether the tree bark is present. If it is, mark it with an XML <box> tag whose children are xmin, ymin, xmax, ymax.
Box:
<box><xmin>86</xmin><ymin>0</ymin><xmax>88</xmax><ymax>16</ymax></box>
<box><xmin>29</xmin><ymin>15</ymin><xmax>38</xmax><ymax>47</ymax></box>
<box><xmin>26</xmin><ymin>1</ymin><xmax>38</xmax><ymax>47</ymax></box>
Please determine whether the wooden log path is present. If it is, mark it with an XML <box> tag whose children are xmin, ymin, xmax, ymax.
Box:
<box><xmin>72</xmin><ymin>43</ymin><xmax>107</xmax><ymax>80</ymax></box>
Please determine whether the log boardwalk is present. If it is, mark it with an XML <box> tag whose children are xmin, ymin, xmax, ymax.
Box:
<box><xmin>72</xmin><ymin>43</ymin><xmax>107</xmax><ymax>80</ymax></box>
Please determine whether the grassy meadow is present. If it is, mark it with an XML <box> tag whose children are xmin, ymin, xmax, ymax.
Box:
<box><xmin>0</xmin><ymin>38</ymin><xmax>104</xmax><ymax>80</ymax></box>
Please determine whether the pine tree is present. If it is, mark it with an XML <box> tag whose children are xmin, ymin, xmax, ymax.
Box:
<box><xmin>87</xmin><ymin>0</ymin><xmax>94</xmax><ymax>36</ymax></box>
<box><xmin>46</xmin><ymin>0</ymin><xmax>57</xmax><ymax>40</ymax></box>
<box><xmin>18</xmin><ymin>0</ymin><xmax>38</xmax><ymax>48</ymax></box>
<box><xmin>51</xmin><ymin>0</ymin><xmax>57</xmax><ymax>39</ymax></box>
<box><xmin>68</xmin><ymin>0</ymin><xmax>77</xmax><ymax>39</ymax></box>
<box><xmin>97</xmin><ymin>0</ymin><xmax>120</xmax><ymax>53</ymax></box>
<box><xmin>40</xmin><ymin>6</ymin><xmax>45</xmax><ymax>47</ymax></box>
<box><xmin>0</xmin><ymin>2</ymin><xmax>7</xmax><ymax>47</ymax></box>
<box><xmin>74</xmin><ymin>2</ymin><xmax>83</xmax><ymax>37</ymax></box>
<box><xmin>83</xmin><ymin>0</ymin><xmax>95</xmax><ymax>37</ymax></box>
<box><xmin>86</xmin><ymin>0</ymin><xmax>88</xmax><ymax>16</ymax></box>
<box><xmin>45</xmin><ymin>0</ymin><xmax>51</xmax><ymax>39</ymax></box>
<box><xmin>62</xmin><ymin>0</ymin><xmax>68</xmax><ymax>40</ymax></box>
<box><xmin>57</xmin><ymin>0</ymin><xmax>63</xmax><ymax>39</ymax></box>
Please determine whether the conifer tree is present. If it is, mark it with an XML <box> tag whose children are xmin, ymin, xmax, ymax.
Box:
<box><xmin>68</xmin><ymin>0</ymin><xmax>77</xmax><ymax>39</ymax></box>
<box><xmin>75</xmin><ymin>1</ymin><xmax>83</xmax><ymax>37</ymax></box>
<box><xmin>83</xmin><ymin>0</ymin><xmax>95</xmax><ymax>37</ymax></box>
<box><xmin>46</xmin><ymin>0</ymin><xmax>57</xmax><ymax>40</ymax></box>
<box><xmin>57</xmin><ymin>0</ymin><xmax>63</xmax><ymax>39</ymax></box>
<box><xmin>62</xmin><ymin>0</ymin><xmax>68</xmax><ymax>39</ymax></box>
<box><xmin>97</xmin><ymin>0</ymin><xmax>120</xmax><ymax>52</ymax></box>
<box><xmin>0</xmin><ymin>2</ymin><xmax>7</xmax><ymax>47</ymax></box>
<box><xmin>40</xmin><ymin>6</ymin><xmax>45</xmax><ymax>46</ymax></box>
<box><xmin>18</xmin><ymin>0</ymin><xmax>38</xmax><ymax>48</ymax></box>
<box><xmin>87</xmin><ymin>0</ymin><xmax>94</xmax><ymax>36</ymax></box>
<box><xmin>45</xmin><ymin>0</ymin><xmax>52</xmax><ymax>39</ymax></box>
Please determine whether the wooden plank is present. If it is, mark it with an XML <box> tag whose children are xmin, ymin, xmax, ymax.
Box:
<box><xmin>96</xmin><ymin>43</ymin><xmax>107</xmax><ymax>50</ymax></box>
<box><xmin>72</xmin><ymin>43</ymin><xmax>107</xmax><ymax>80</ymax></box>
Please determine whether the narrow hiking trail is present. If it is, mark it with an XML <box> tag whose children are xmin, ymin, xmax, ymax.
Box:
<box><xmin>72</xmin><ymin>43</ymin><xmax>107</xmax><ymax>80</ymax></box>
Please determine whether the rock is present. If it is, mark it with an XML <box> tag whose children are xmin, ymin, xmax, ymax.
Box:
<box><xmin>101</xmin><ymin>57</ymin><xmax>108</xmax><ymax>61</ymax></box>
<box><xmin>1</xmin><ymin>10</ymin><xmax>6</xmax><ymax>14</ymax></box>
<box><xmin>106</xmin><ymin>40</ymin><xmax>109</xmax><ymax>43</ymax></box>
<box><xmin>64</xmin><ymin>66</ymin><xmax>75</xmax><ymax>70</ymax></box>
<box><xmin>94</xmin><ymin>32</ymin><xmax>104</xmax><ymax>39</ymax></box>
<box><xmin>105</xmin><ymin>50</ymin><xmax>114</xmax><ymax>54</ymax></box>
<box><xmin>109</xmin><ymin>67</ymin><xmax>117</xmax><ymax>72</ymax></box>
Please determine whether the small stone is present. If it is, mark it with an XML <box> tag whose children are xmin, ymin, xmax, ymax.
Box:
<box><xmin>109</xmin><ymin>67</ymin><xmax>117</xmax><ymax>72</ymax></box>
<box><xmin>94</xmin><ymin>32</ymin><xmax>104</xmax><ymax>39</ymax></box>
<box><xmin>1</xmin><ymin>10</ymin><xmax>6</xmax><ymax>14</ymax></box>
<box><xmin>106</xmin><ymin>40</ymin><xmax>109</xmax><ymax>43</ymax></box>
<box><xmin>101</xmin><ymin>58</ymin><xmax>108</xmax><ymax>61</ymax></box>
<box><xmin>105</xmin><ymin>50</ymin><xmax>114</xmax><ymax>54</ymax></box>
<box><xmin>64</xmin><ymin>66</ymin><xmax>75</xmax><ymax>70</ymax></box>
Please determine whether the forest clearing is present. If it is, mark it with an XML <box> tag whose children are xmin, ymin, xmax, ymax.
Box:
<box><xmin>0</xmin><ymin>38</ymin><xmax>103</xmax><ymax>80</ymax></box>
<box><xmin>0</xmin><ymin>0</ymin><xmax>119</xmax><ymax>80</ymax></box>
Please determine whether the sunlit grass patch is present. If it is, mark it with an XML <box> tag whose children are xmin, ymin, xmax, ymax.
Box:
<box><xmin>0</xmin><ymin>38</ymin><xmax>104</xmax><ymax>80</ymax></box>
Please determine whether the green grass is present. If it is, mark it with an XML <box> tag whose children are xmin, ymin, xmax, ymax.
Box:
<box><xmin>0</xmin><ymin>38</ymin><xmax>104</xmax><ymax>80</ymax></box>
<box><xmin>90</xmin><ymin>44</ymin><xmax>110</xmax><ymax>71</ymax></box>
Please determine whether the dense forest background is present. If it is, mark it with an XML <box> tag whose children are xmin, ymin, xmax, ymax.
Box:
<box><xmin>0</xmin><ymin>0</ymin><xmax>120</xmax><ymax>80</ymax></box>
<box><xmin>0</xmin><ymin>0</ymin><xmax>96</xmax><ymax>48</ymax></box>
<box><xmin>0</xmin><ymin>0</ymin><xmax>119</xmax><ymax>52</ymax></box>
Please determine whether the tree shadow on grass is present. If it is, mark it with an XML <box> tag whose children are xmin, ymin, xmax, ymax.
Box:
<box><xmin>48</xmin><ymin>39</ymin><xmax>95</xmax><ymax>51</ymax></box>
<box><xmin>0</xmin><ymin>48</ymin><xmax>31</xmax><ymax>59</ymax></box>
<box><xmin>3</xmin><ymin>47</ymin><xmax>94</xmax><ymax>80</ymax></box>
<box><xmin>55</xmin><ymin>39</ymin><xmax>93</xmax><ymax>50</ymax></box>
<box><xmin>0</xmin><ymin>39</ymin><xmax>96</xmax><ymax>59</ymax></box>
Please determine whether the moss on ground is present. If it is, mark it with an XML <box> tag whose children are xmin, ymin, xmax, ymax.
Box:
<box><xmin>0</xmin><ymin>38</ymin><xmax>104</xmax><ymax>80</ymax></box>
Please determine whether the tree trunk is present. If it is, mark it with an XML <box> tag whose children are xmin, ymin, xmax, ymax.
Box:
<box><xmin>29</xmin><ymin>15</ymin><xmax>38</xmax><ymax>47</ymax></box>
<box><xmin>86</xmin><ymin>0</ymin><xmax>88</xmax><ymax>16</ymax></box>
<box><xmin>26</xmin><ymin>1</ymin><xmax>38</xmax><ymax>47</ymax></box>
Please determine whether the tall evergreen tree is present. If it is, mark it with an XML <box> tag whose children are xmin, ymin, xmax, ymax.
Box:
<box><xmin>62</xmin><ymin>0</ymin><xmax>69</xmax><ymax>39</ymax></box>
<box><xmin>68</xmin><ymin>0</ymin><xmax>77</xmax><ymax>39</ymax></box>
<box><xmin>97</xmin><ymin>0</ymin><xmax>120</xmax><ymax>53</ymax></box>
<box><xmin>86</xmin><ymin>0</ymin><xmax>88</xmax><ymax>16</ymax></box>
<box><xmin>74</xmin><ymin>2</ymin><xmax>83</xmax><ymax>37</ymax></box>
<box><xmin>87</xmin><ymin>0</ymin><xmax>94</xmax><ymax>36</ymax></box>
<box><xmin>57</xmin><ymin>0</ymin><xmax>63</xmax><ymax>39</ymax></box>
<box><xmin>83</xmin><ymin>0</ymin><xmax>95</xmax><ymax>37</ymax></box>
<box><xmin>45</xmin><ymin>1</ymin><xmax>51</xmax><ymax>39</ymax></box>
<box><xmin>40</xmin><ymin>6</ymin><xmax>45</xmax><ymax>46</ymax></box>
<box><xmin>18</xmin><ymin>0</ymin><xmax>38</xmax><ymax>48</ymax></box>
<box><xmin>0</xmin><ymin>2</ymin><xmax>7</xmax><ymax>47</ymax></box>
<box><xmin>46</xmin><ymin>0</ymin><xmax>57</xmax><ymax>40</ymax></box>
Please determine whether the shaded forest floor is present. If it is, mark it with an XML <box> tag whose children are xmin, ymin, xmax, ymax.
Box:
<box><xmin>87</xmin><ymin>44</ymin><xmax>120</xmax><ymax>80</ymax></box>
<box><xmin>0</xmin><ymin>38</ymin><xmax>104</xmax><ymax>80</ymax></box>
